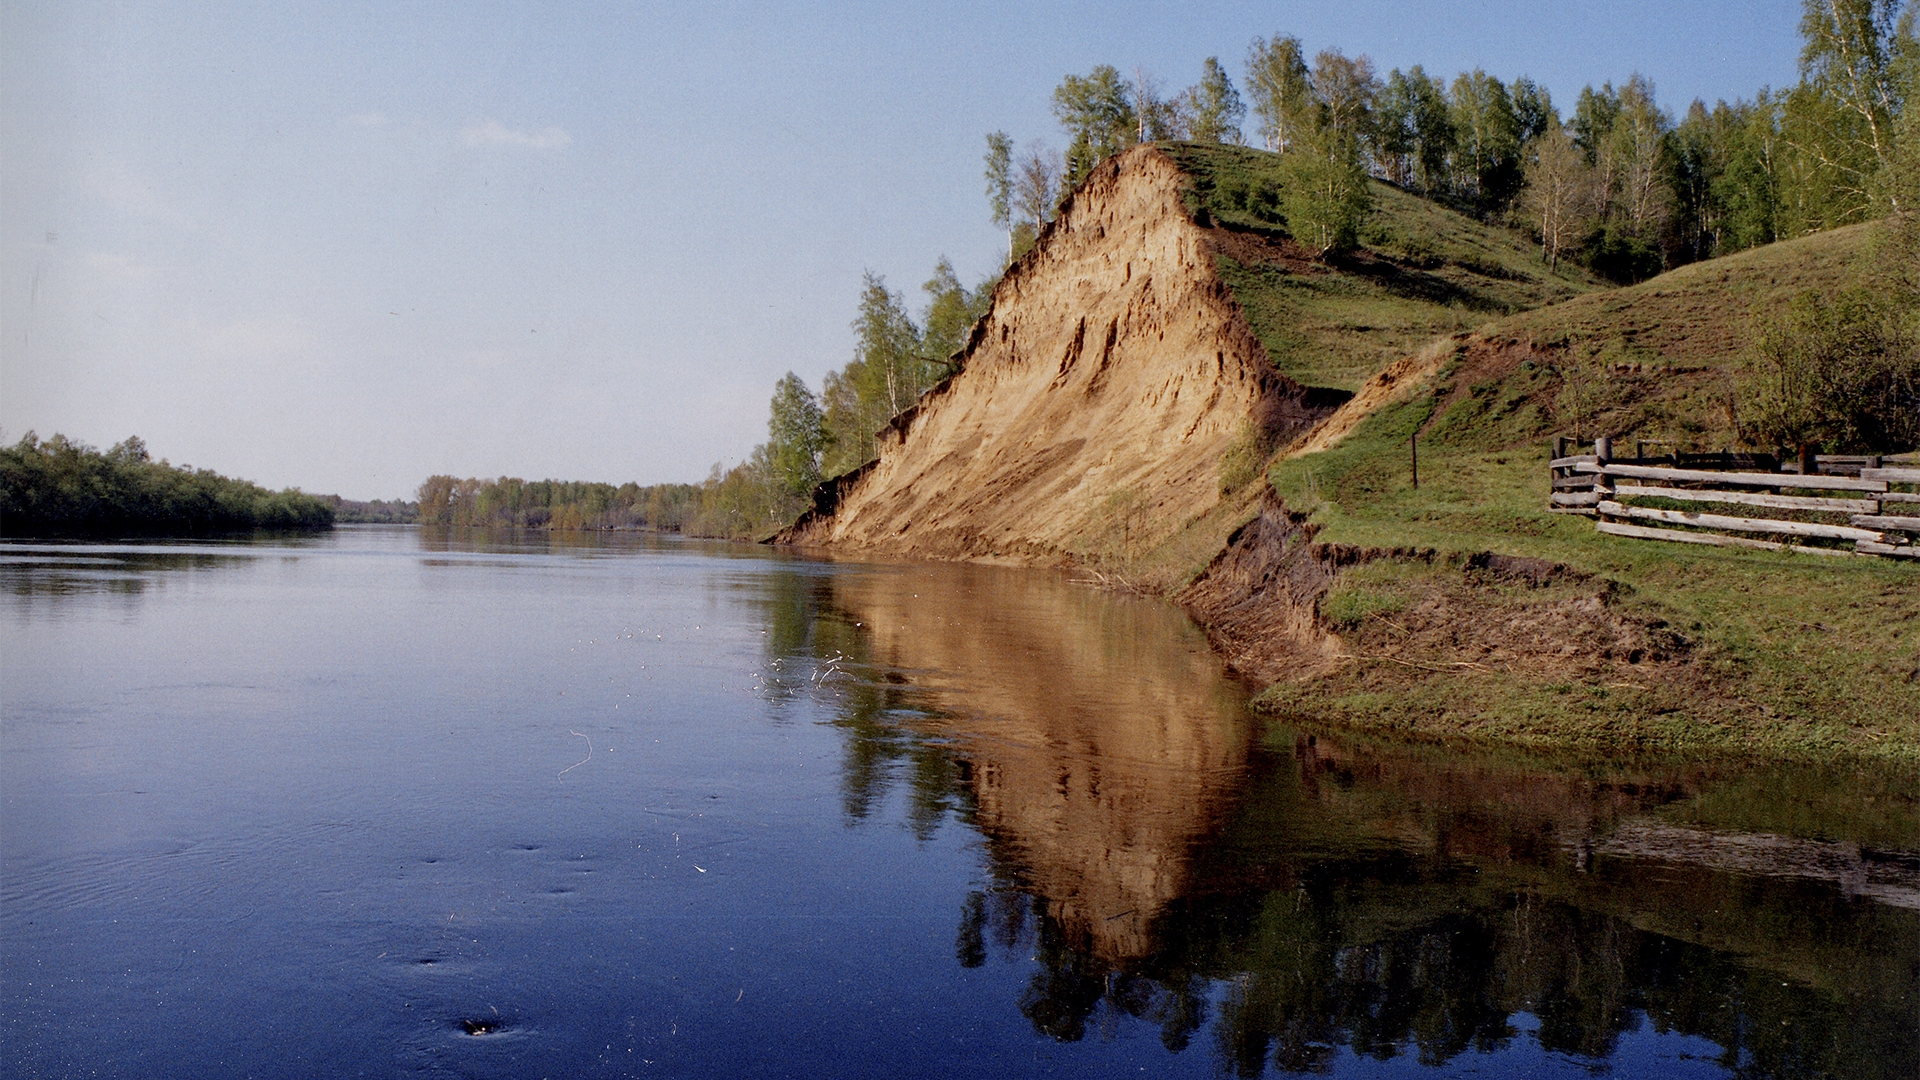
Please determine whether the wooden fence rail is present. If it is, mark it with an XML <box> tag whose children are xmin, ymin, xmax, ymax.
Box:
<box><xmin>1548</xmin><ymin>437</ymin><xmax>1920</xmax><ymax>560</ymax></box>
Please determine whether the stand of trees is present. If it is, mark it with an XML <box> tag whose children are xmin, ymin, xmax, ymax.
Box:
<box><xmin>415</xmin><ymin>475</ymin><xmax>703</xmax><ymax>532</ymax></box>
<box><xmin>1736</xmin><ymin>108</ymin><xmax>1920</xmax><ymax>454</ymax></box>
<box><xmin>0</xmin><ymin>433</ymin><xmax>335</xmax><ymax>537</ymax></box>
<box><xmin>659</xmin><ymin>258</ymin><xmax>995</xmax><ymax>539</ymax></box>
<box><xmin>979</xmin><ymin>1</ymin><xmax>1917</xmax><ymax>281</ymax></box>
<box><xmin>322</xmin><ymin>496</ymin><xmax>418</xmax><ymax>524</ymax></box>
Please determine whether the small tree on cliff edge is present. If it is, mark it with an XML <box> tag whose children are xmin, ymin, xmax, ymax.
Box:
<box><xmin>1053</xmin><ymin>65</ymin><xmax>1137</xmax><ymax>187</ymax></box>
<box><xmin>984</xmin><ymin>131</ymin><xmax>1014</xmax><ymax>260</ymax></box>
<box><xmin>767</xmin><ymin>373</ymin><xmax>827</xmax><ymax>498</ymax></box>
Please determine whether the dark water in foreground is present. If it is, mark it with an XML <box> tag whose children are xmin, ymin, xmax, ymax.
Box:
<box><xmin>2</xmin><ymin>526</ymin><xmax>1915</xmax><ymax>1079</ymax></box>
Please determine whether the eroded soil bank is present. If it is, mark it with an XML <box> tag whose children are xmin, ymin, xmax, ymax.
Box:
<box><xmin>776</xmin><ymin>145</ymin><xmax>1344</xmax><ymax>565</ymax></box>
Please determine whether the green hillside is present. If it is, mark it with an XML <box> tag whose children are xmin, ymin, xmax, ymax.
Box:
<box><xmin>1249</xmin><ymin>219</ymin><xmax>1920</xmax><ymax>768</ymax></box>
<box><xmin>1161</xmin><ymin>141</ymin><xmax>1599</xmax><ymax>390</ymax></box>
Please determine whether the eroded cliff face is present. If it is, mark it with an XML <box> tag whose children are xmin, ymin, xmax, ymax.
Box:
<box><xmin>778</xmin><ymin>145</ymin><xmax>1332</xmax><ymax>564</ymax></box>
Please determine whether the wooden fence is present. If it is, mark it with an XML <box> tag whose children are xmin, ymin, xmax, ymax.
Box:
<box><xmin>1549</xmin><ymin>437</ymin><xmax>1920</xmax><ymax>560</ymax></box>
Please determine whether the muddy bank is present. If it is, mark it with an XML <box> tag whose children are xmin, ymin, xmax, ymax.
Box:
<box><xmin>1174</xmin><ymin>488</ymin><xmax>1689</xmax><ymax>689</ymax></box>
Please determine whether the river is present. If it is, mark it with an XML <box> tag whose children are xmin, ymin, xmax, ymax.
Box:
<box><xmin>2</xmin><ymin>526</ymin><xmax>1915</xmax><ymax>1078</ymax></box>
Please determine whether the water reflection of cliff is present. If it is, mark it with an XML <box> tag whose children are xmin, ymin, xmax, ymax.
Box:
<box><xmin>841</xmin><ymin>561</ymin><xmax>1254</xmax><ymax>963</ymax></box>
<box><xmin>756</xmin><ymin>559</ymin><xmax>1254</xmax><ymax>963</ymax></box>
<box><xmin>753</xmin><ymin>558</ymin><xmax>1920</xmax><ymax>1078</ymax></box>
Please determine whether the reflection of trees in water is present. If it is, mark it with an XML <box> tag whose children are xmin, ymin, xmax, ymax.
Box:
<box><xmin>953</xmin><ymin>886</ymin><xmax>1211</xmax><ymax>1050</ymax></box>
<box><xmin>745</xmin><ymin>559</ymin><xmax>1917</xmax><ymax>1079</ymax></box>
<box><xmin>956</xmin><ymin>852</ymin><xmax>1914</xmax><ymax>1080</ymax></box>
<box><xmin>0</xmin><ymin>550</ymin><xmax>255</xmax><ymax>603</ymax></box>
<box><xmin>752</xmin><ymin>564</ymin><xmax>967</xmax><ymax>839</ymax></box>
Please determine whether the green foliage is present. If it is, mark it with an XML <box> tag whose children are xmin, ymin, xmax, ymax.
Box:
<box><xmin>767</xmin><ymin>372</ymin><xmax>827</xmax><ymax>497</ymax></box>
<box><xmin>1737</xmin><ymin>286</ymin><xmax>1920</xmax><ymax>452</ymax></box>
<box><xmin>1874</xmin><ymin>92</ymin><xmax>1920</xmax><ymax>298</ymax></box>
<box><xmin>1244</xmin><ymin>34</ymin><xmax>1313</xmax><ymax>153</ymax></box>
<box><xmin>920</xmin><ymin>257</ymin><xmax>987</xmax><ymax>363</ymax></box>
<box><xmin>416</xmin><ymin>474</ymin><xmax>703</xmax><ymax>532</ymax></box>
<box><xmin>1580</xmin><ymin>223</ymin><xmax>1666</xmax><ymax>284</ymax></box>
<box><xmin>984</xmin><ymin>130</ymin><xmax>1013</xmax><ymax>235</ymax></box>
<box><xmin>1715</xmin><ymin>93</ymin><xmax>1786</xmax><ymax>251</ymax></box>
<box><xmin>1052</xmin><ymin>65</ymin><xmax>1136</xmax><ymax>185</ymax></box>
<box><xmin>324</xmin><ymin>496</ymin><xmax>417</xmax><ymax>523</ymax></box>
<box><xmin>1</xmin><ymin>433</ymin><xmax>334</xmax><ymax>537</ymax></box>
<box><xmin>1373</xmin><ymin>66</ymin><xmax>1455</xmax><ymax>194</ymax></box>
<box><xmin>1796</xmin><ymin>0</ymin><xmax>1909</xmax><ymax>200</ymax></box>
<box><xmin>1279</xmin><ymin>124</ymin><xmax>1374</xmax><ymax>255</ymax></box>
<box><xmin>1186</xmin><ymin>57</ymin><xmax>1246</xmax><ymax>144</ymax></box>
<box><xmin>821</xmin><ymin>263</ymin><xmax>992</xmax><ymax>480</ymax></box>
<box><xmin>1448</xmin><ymin>69</ymin><xmax>1525</xmax><ymax>214</ymax></box>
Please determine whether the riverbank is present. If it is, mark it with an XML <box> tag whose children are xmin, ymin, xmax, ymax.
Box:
<box><xmin>770</xmin><ymin>144</ymin><xmax>1919</xmax><ymax>770</ymax></box>
<box><xmin>1175</xmin><ymin>481</ymin><xmax>1920</xmax><ymax>771</ymax></box>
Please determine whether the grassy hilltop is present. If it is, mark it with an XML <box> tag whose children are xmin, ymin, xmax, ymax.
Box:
<box><xmin>1162</xmin><ymin>142</ymin><xmax>1600</xmax><ymax>390</ymax></box>
<box><xmin>1183</xmin><ymin>191</ymin><xmax>1920</xmax><ymax>768</ymax></box>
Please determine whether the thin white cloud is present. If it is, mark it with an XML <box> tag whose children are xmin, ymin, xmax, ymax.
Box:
<box><xmin>461</xmin><ymin>120</ymin><xmax>573</xmax><ymax>149</ymax></box>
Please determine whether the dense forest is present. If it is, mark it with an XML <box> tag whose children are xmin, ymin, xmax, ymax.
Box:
<box><xmin>418</xmin><ymin>2</ymin><xmax>1916</xmax><ymax>540</ymax></box>
<box><xmin>0</xmin><ymin>432</ymin><xmax>335</xmax><ymax>537</ymax></box>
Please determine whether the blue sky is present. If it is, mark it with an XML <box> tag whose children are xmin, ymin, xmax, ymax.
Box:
<box><xmin>2</xmin><ymin>1</ymin><xmax>1806</xmax><ymax>499</ymax></box>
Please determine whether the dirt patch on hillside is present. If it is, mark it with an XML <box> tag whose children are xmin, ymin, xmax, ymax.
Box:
<box><xmin>1202</xmin><ymin>225</ymin><xmax>1320</xmax><ymax>274</ymax></box>
<box><xmin>1330</xmin><ymin>577</ymin><xmax>1693</xmax><ymax>677</ymax></box>
<box><xmin>1173</xmin><ymin>490</ymin><xmax>1344</xmax><ymax>682</ymax></box>
<box><xmin>1176</xmin><ymin>489</ymin><xmax>1693</xmax><ymax>689</ymax></box>
<box><xmin>1285</xmin><ymin>335</ymin><xmax>1464</xmax><ymax>458</ymax></box>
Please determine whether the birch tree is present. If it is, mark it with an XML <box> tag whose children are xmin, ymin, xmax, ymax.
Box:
<box><xmin>984</xmin><ymin>131</ymin><xmax>1014</xmax><ymax>259</ymax></box>
<box><xmin>1052</xmin><ymin>65</ymin><xmax>1136</xmax><ymax>186</ymax></box>
<box><xmin>1520</xmin><ymin>124</ymin><xmax>1593</xmax><ymax>270</ymax></box>
<box><xmin>1184</xmin><ymin>57</ymin><xmax>1246</xmax><ymax>143</ymax></box>
<box><xmin>1795</xmin><ymin>0</ymin><xmax>1911</xmax><ymax>210</ymax></box>
<box><xmin>1246</xmin><ymin>34</ymin><xmax>1313</xmax><ymax>152</ymax></box>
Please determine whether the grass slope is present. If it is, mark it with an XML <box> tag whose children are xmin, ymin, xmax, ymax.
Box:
<box><xmin>1159</xmin><ymin>141</ymin><xmax>1598</xmax><ymax>391</ymax></box>
<box><xmin>1257</xmin><ymin>222</ymin><xmax>1919</xmax><ymax>769</ymax></box>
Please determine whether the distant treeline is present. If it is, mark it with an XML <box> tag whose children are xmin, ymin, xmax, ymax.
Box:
<box><xmin>416</xmin><ymin>475</ymin><xmax>710</xmax><ymax>533</ymax></box>
<box><xmin>323</xmin><ymin>496</ymin><xmax>418</xmax><ymax>524</ymax></box>
<box><xmin>0</xmin><ymin>433</ymin><xmax>335</xmax><ymax>537</ymax></box>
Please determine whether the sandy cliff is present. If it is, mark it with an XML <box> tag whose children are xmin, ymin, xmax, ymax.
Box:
<box><xmin>777</xmin><ymin>145</ymin><xmax>1339</xmax><ymax>564</ymax></box>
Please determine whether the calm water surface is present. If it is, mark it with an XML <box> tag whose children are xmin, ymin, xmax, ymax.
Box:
<box><xmin>2</xmin><ymin>526</ymin><xmax>1915</xmax><ymax>1078</ymax></box>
